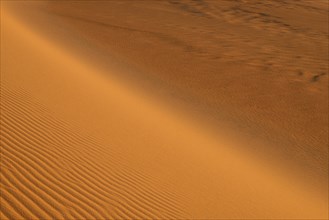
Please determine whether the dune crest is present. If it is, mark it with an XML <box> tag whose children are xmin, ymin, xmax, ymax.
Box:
<box><xmin>1</xmin><ymin>1</ymin><xmax>328</xmax><ymax>219</ymax></box>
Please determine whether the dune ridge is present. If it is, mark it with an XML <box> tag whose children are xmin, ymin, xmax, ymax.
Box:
<box><xmin>1</xmin><ymin>1</ymin><xmax>328</xmax><ymax>219</ymax></box>
<box><xmin>1</xmin><ymin>10</ymin><xmax>188</xmax><ymax>219</ymax></box>
<box><xmin>11</xmin><ymin>0</ymin><xmax>327</xmax><ymax>178</ymax></box>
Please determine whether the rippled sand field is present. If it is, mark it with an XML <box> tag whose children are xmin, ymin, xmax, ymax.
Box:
<box><xmin>1</xmin><ymin>1</ymin><xmax>328</xmax><ymax>219</ymax></box>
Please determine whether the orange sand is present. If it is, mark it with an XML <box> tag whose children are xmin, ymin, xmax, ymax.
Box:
<box><xmin>1</xmin><ymin>1</ymin><xmax>328</xmax><ymax>219</ymax></box>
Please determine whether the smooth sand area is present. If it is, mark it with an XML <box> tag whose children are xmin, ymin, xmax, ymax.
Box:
<box><xmin>1</xmin><ymin>1</ymin><xmax>328</xmax><ymax>219</ymax></box>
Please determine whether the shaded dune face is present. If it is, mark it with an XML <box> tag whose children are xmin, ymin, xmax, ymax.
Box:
<box><xmin>37</xmin><ymin>0</ymin><xmax>328</xmax><ymax>175</ymax></box>
<box><xmin>1</xmin><ymin>1</ymin><xmax>328</xmax><ymax>219</ymax></box>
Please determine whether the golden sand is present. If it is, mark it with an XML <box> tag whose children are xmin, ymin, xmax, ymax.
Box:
<box><xmin>1</xmin><ymin>1</ymin><xmax>328</xmax><ymax>219</ymax></box>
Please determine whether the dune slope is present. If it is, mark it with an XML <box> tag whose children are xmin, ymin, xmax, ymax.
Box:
<box><xmin>1</xmin><ymin>1</ymin><xmax>328</xmax><ymax>219</ymax></box>
<box><xmin>9</xmin><ymin>0</ymin><xmax>328</xmax><ymax>178</ymax></box>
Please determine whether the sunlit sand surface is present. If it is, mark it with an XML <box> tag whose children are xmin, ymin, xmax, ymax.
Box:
<box><xmin>1</xmin><ymin>1</ymin><xmax>328</xmax><ymax>219</ymax></box>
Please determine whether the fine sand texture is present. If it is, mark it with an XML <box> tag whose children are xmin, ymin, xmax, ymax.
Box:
<box><xmin>1</xmin><ymin>1</ymin><xmax>328</xmax><ymax>219</ymax></box>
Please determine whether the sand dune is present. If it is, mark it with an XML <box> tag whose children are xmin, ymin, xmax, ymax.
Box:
<box><xmin>11</xmin><ymin>0</ymin><xmax>328</xmax><ymax>176</ymax></box>
<box><xmin>1</xmin><ymin>1</ymin><xmax>328</xmax><ymax>219</ymax></box>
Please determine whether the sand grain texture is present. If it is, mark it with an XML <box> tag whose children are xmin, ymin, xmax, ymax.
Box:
<box><xmin>1</xmin><ymin>1</ymin><xmax>328</xmax><ymax>219</ymax></box>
